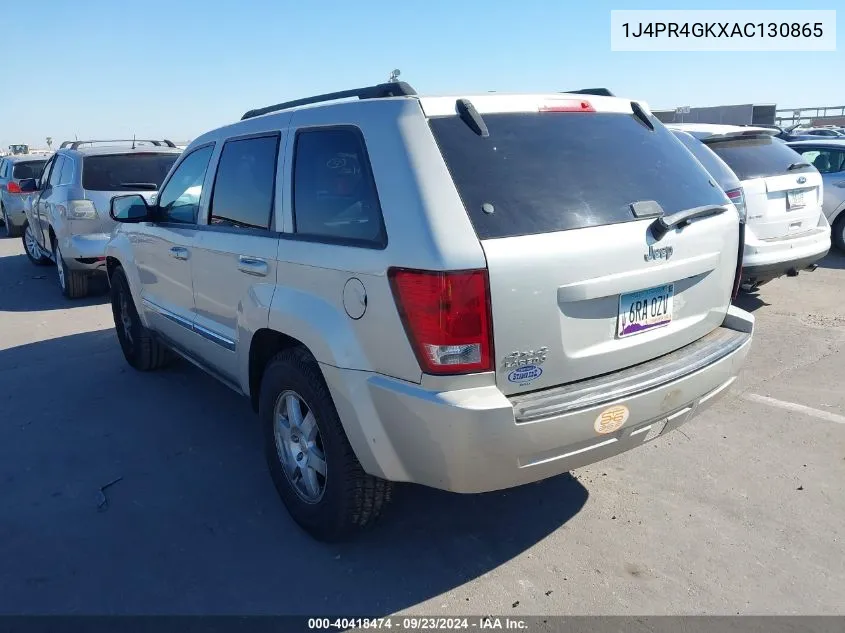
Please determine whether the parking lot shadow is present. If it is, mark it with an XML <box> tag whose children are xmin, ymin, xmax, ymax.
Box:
<box><xmin>817</xmin><ymin>249</ymin><xmax>845</xmax><ymax>271</ymax></box>
<box><xmin>733</xmin><ymin>291</ymin><xmax>771</xmax><ymax>313</ymax></box>
<box><xmin>0</xmin><ymin>330</ymin><xmax>588</xmax><ymax>615</ymax></box>
<box><xmin>0</xmin><ymin>252</ymin><xmax>109</xmax><ymax>312</ymax></box>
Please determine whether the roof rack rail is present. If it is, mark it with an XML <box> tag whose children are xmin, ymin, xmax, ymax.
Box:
<box><xmin>59</xmin><ymin>139</ymin><xmax>177</xmax><ymax>150</ymax></box>
<box><xmin>562</xmin><ymin>88</ymin><xmax>615</xmax><ymax>97</ymax></box>
<box><xmin>241</xmin><ymin>81</ymin><xmax>418</xmax><ymax>121</ymax></box>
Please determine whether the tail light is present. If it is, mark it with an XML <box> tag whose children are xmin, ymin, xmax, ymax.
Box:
<box><xmin>388</xmin><ymin>268</ymin><xmax>493</xmax><ymax>375</ymax></box>
<box><xmin>725</xmin><ymin>187</ymin><xmax>747</xmax><ymax>223</ymax></box>
<box><xmin>539</xmin><ymin>99</ymin><xmax>595</xmax><ymax>113</ymax></box>
<box><xmin>726</xmin><ymin>188</ymin><xmax>746</xmax><ymax>300</ymax></box>
<box><xmin>732</xmin><ymin>221</ymin><xmax>746</xmax><ymax>300</ymax></box>
<box><xmin>6</xmin><ymin>182</ymin><xmax>22</xmax><ymax>194</ymax></box>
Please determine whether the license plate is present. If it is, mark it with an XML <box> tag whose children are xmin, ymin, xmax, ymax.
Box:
<box><xmin>618</xmin><ymin>284</ymin><xmax>674</xmax><ymax>338</ymax></box>
<box><xmin>786</xmin><ymin>189</ymin><xmax>805</xmax><ymax>209</ymax></box>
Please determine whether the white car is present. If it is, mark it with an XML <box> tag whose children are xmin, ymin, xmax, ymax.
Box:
<box><xmin>669</xmin><ymin>124</ymin><xmax>830</xmax><ymax>290</ymax></box>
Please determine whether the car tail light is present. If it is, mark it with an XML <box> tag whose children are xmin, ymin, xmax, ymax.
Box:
<box><xmin>388</xmin><ymin>268</ymin><xmax>493</xmax><ymax>375</ymax></box>
<box><xmin>725</xmin><ymin>187</ymin><xmax>747</xmax><ymax>223</ymax></box>
<box><xmin>7</xmin><ymin>182</ymin><xmax>22</xmax><ymax>194</ymax></box>
<box><xmin>732</xmin><ymin>221</ymin><xmax>745</xmax><ymax>300</ymax></box>
<box><xmin>539</xmin><ymin>99</ymin><xmax>595</xmax><ymax>113</ymax></box>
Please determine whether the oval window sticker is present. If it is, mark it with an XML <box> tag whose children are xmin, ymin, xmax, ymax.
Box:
<box><xmin>594</xmin><ymin>404</ymin><xmax>629</xmax><ymax>435</ymax></box>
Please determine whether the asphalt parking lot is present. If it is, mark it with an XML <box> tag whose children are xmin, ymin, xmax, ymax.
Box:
<box><xmin>1</xmin><ymin>233</ymin><xmax>843</xmax><ymax>616</ymax></box>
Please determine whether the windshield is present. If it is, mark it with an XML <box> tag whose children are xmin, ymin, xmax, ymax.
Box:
<box><xmin>82</xmin><ymin>153</ymin><xmax>179</xmax><ymax>191</ymax></box>
<box><xmin>429</xmin><ymin>112</ymin><xmax>727</xmax><ymax>239</ymax></box>
<box><xmin>705</xmin><ymin>136</ymin><xmax>814</xmax><ymax>181</ymax></box>
<box><xmin>12</xmin><ymin>160</ymin><xmax>47</xmax><ymax>180</ymax></box>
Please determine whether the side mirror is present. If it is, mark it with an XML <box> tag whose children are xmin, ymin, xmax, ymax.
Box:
<box><xmin>110</xmin><ymin>194</ymin><xmax>151</xmax><ymax>223</ymax></box>
<box><xmin>18</xmin><ymin>178</ymin><xmax>37</xmax><ymax>193</ymax></box>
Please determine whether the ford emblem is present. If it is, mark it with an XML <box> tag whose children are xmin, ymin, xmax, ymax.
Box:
<box><xmin>797</xmin><ymin>176</ymin><xmax>807</xmax><ymax>184</ymax></box>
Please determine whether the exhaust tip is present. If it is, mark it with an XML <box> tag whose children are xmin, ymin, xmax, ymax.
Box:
<box><xmin>805</xmin><ymin>264</ymin><xmax>819</xmax><ymax>272</ymax></box>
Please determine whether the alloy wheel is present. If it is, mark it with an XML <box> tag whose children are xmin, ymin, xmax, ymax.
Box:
<box><xmin>55</xmin><ymin>245</ymin><xmax>66</xmax><ymax>291</ymax></box>
<box><xmin>119</xmin><ymin>290</ymin><xmax>134</xmax><ymax>348</ymax></box>
<box><xmin>273</xmin><ymin>390</ymin><xmax>328</xmax><ymax>503</ymax></box>
<box><xmin>24</xmin><ymin>225</ymin><xmax>40</xmax><ymax>258</ymax></box>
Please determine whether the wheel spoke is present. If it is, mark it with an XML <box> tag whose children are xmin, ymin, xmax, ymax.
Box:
<box><xmin>308</xmin><ymin>449</ymin><xmax>327</xmax><ymax>477</ymax></box>
<box><xmin>301</xmin><ymin>466</ymin><xmax>321</xmax><ymax>497</ymax></box>
<box><xmin>285</xmin><ymin>394</ymin><xmax>304</xmax><ymax>429</ymax></box>
<box><xmin>300</xmin><ymin>411</ymin><xmax>318</xmax><ymax>442</ymax></box>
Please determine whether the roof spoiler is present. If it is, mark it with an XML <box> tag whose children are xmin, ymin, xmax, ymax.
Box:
<box><xmin>562</xmin><ymin>88</ymin><xmax>615</xmax><ymax>97</ymax></box>
<box><xmin>59</xmin><ymin>139</ymin><xmax>177</xmax><ymax>150</ymax></box>
<box><xmin>241</xmin><ymin>81</ymin><xmax>418</xmax><ymax>120</ymax></box>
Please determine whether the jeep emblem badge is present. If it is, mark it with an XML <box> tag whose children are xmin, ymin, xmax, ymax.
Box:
<box><xmin>644</xmin><ymin>245</ymin><xmax>673</xmax><ymax>262</ymax></box>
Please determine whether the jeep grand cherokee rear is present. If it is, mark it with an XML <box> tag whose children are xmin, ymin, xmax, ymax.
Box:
<box><xmin>328</xmin><ymin>93</ymin><xmax>754</xmax><ymax>495</ymax></box>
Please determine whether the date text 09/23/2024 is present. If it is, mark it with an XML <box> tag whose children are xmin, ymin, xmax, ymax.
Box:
<box><xmin>308</xmin><ymin>617</ymin><xmax>528</xmax><ymax>630</ymax></box>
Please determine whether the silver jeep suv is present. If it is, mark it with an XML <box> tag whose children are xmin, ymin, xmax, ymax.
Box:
<box><xmin>105</xmin><ymin>82</ymin><xmax>754</xmax><ymax>541</ymax></box>
<box><xmin>19</xmin><ymin>140</ymin><xmax>181</xmax><ymax>298</ymax></box>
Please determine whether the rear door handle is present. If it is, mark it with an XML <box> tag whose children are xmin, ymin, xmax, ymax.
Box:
<box><xmin>169</xmin><ymin>246</ymin><xmax>189</xmax><ymax>260</ymax></box>
<box><xmin>238</xmin><ymin>256</ymin><xmax>268</xmax><ymax>277</ymax></box>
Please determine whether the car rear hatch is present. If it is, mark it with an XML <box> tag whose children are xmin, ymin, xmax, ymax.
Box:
<box><xmin>424</xmin><ymin>95</ymin><xmax>739</xmax><ymax>396</ymax></box>
<box><xmin>81</xmin><ymin>152</ymin><xmax>179</xmax><ymax>232</ymax></box>
<box><xmin>701</xmin><ymin>131</ymin><xmax>822</xmax><ymax>240</ymax></box>
<box><xmin>9</xmin><ymin>159</ymin><xmax>48</xmax><ymax>197</ymax></box>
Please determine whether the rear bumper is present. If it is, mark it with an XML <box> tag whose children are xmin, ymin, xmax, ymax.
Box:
<box><xmin>60</xmin><ymin>233</ymin><xmax>110</xmax><ymax>272</ymax></box>
<box><xmin>322</xmin><ymin>306</ymin><xmax>754</xmax><ymax>494</ymax></box>
<box><xmin>742</xmin><ymin>217</ymin><xmax>830</xmax><ymax>283</ymax></box>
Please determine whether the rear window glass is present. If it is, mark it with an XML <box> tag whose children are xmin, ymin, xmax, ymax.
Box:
<box><xmin>705</xmin><ymin>136</ymin><xmax>811</xmax><ymax>181</ymax></box>
<box><xmin>429</xmin><ymin>112</ymin><xmax>727</xmax><ymax>239</ymax></box>
<box><xmin>82</xmin><ymin>153</ymin><xmax>179</xmax><ymax>191</ymax></box>
<box><xmin>672</xmin><ymin>131</ymin><xmax>740</xmax><ymax>192</ymax></box>
<box><xmin>13</xmin><ymin>160</ymin><xmax>46</xmax><ymax>180</ymax></box>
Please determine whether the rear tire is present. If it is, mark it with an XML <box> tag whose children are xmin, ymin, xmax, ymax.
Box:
<box><xmin>259</xmin><ymin>347</ymin><xmax>393</xmax><ymax>541</ymax></box>
<box><xmin>833</xmin><ymin>215</ymin><xmax>845</xmax><ymax>252</ymax></box>
<box><xmin>110</xmin><ymin>266</ymin><xmax>173</xmax><ymax>371</ymax></box>
<box><xmin>2</xmin><ymin>205</ymin><xmax>21</xmax><ymax>238</ymax></box>
<box><xmin>22</xmin><ymin>222</ymin><xmax>50</xmax><ymax>266</ymax></box>
<box><xmin>55</xmin><ymin>242</ymin><xmax>89</xmax><ymax>299</ymax></box>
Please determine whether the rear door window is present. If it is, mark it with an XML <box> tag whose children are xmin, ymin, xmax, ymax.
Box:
<box><xmin>292</xmin><ymin>127</ymin><xmax>386</xmax><ymax>247</ymax></box>
<box><xmin>82</xmin><ymin>153</ymin><xmax>179</xmax><ymax>191</ymax></box>
<box><xmin>12</xmin><ymin>160</ymin><xmax>46</xmax><ymax>180</ymax></box>
<box><xmin>705</xmin><ymin>136</ymin><xmax>812</xmax><ymax>181</ymax></box>
<box><xmin>429</xmin><ymin>112</ymin><xmax>727</xmax><ymax>240</ymax></box>
<box><xmin>209</xmin><ymin>135</ymin><xmax>279</xmax><ymax>230</ymax></box>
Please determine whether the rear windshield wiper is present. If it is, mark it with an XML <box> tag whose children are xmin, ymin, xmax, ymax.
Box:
<box><xmin>118</xmin><ymin>182</ymin><xmax>158</xmax><ymax>190</ymax></box>
<box><xmin>651</xmin><ymin>204</ymin><xmax>727</xmax><ymax>240</ymax></box>
<box><xmin>787</xmin><ymin>162</ymin><xmax>811</xmax><ymax>171</ymax></box>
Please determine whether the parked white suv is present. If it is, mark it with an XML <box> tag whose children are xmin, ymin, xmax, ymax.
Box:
<box><xmin>669</xmin><ymin>124</ymin><xmax>831</xmax><ymax>289</ymax></box>
<box><xmin>105</xmin><ymin>83</ymin><xmax>754</xmax><ymax>540</ymax></box>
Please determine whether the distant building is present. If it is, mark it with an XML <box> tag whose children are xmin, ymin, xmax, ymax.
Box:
<box><xmin>652</xmin><ymin>104</ymin><xmax>777</xmax><ymax>126</ymax></box>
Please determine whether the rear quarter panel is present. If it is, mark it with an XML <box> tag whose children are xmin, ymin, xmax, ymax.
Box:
<box><xmin>267</xmin><ymin>99</ymin><xmax>488</xmax><ymax>384</ymax></box>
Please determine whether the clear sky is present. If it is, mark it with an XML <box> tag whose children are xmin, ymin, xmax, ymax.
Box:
<box><xmin>1</xmin><ymin>0</ymin><xmax>841</xmax><ymax>148</ymax></box>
